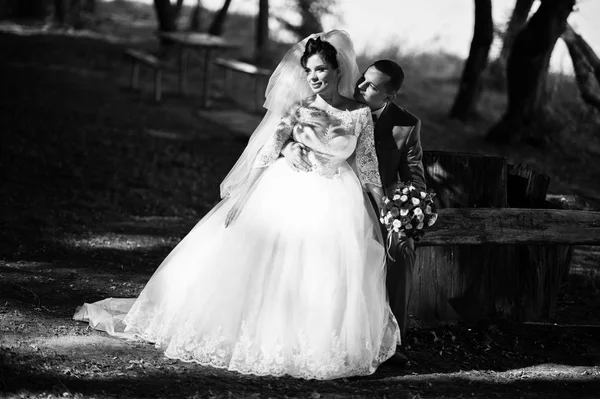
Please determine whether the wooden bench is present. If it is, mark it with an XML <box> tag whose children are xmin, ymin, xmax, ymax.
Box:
<box><xmin>124</xmin><ymin>48</ymin><xmax>164</xmax><ymax>102</ymax></box>
<box><xmin>213</xmin><ymin>57</ymin><xmax>272</xmax><ymax>112</ymax></box>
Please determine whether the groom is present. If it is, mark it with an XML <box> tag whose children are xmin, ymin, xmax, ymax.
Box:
<box><xmin>281</xmin><ymin>59</ymin><xmax>426</xmax><ymax>365</ymax></box>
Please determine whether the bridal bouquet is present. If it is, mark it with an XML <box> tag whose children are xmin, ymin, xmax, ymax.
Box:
<box><xmin>379</xmin><ymin>182</ymin><xmax>438</xmax><ymax>259</ymax></box>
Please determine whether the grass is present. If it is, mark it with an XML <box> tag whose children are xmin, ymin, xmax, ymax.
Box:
<box><xmin>1</xmin><ymin>2</ymin><xmax>600</xmax><ymax>398</ymax></box>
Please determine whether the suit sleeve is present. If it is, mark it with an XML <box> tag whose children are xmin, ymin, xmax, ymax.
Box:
<box><xmin>400</xmin><ymin>119</ymin><xmax>426</xmax><ymax>191</ymax></box>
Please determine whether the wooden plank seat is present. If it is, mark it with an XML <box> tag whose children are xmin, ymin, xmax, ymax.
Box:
<box><xmin>124</xmin><ymin>48</ymin><xmax>165</xmax><ymax>102</ymax></box>
<box><xmin>213</xmin><ymin>57</ymin><xmax>272</xmax><ymax>112</ymax></box>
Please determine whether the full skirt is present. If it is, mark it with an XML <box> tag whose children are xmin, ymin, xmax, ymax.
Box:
<box><xmin>74</xmin><ymin>159</ymin><xmax>400</xmax><ymax>380</ymax></box>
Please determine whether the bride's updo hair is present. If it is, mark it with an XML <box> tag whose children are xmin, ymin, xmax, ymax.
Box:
<box><xmin>300</xmin><ymin>37</ymin><xmax>339</xmax><ymax>69</ymax></box>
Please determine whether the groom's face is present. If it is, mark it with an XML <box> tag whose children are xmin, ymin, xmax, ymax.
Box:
<box><xmin>354</xmin><ymin>66</ymin><xmax>393</xmax><ymax>110</ymax></box>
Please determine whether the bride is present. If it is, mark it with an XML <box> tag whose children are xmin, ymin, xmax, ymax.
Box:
<box><xmin>74</xmin><ymin>30</ymin><xmax>400</xmax><ymax>380</ymax></box>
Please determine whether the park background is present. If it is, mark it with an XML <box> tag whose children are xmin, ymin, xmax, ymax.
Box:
<box><xmin>1</xmin><ymin>0</ymin><xmax>600</xmax><ymax>398</ymax></box>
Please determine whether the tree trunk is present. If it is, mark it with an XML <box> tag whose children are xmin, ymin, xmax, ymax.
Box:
<box><xmin>53</xmin><ymin>0</ymin><xmax>83</xmax><ymax>28</ymax></box>
<box><xmin>486</xmin><ymin>0</ymin><xmax>576</xmax><ymax>146</ymax></box>
<box><xmin>188</xmin><ymin>0</ymin><xmax>203</xmax><ymax>31</ymax></box>
<box><xmin>16</xmin><ymin>0</ymin><xmax>47</xmax><ymax>19</ymax></box>
<box><xmin>54</xmin><ymin>0</ymin><xmax>66</xmax><ymax>25</ymax></box>
<box><xmin>208</xmin><ymin>0</ymin><xmax>233</xmax><ymax>36</ymax></box>
<box><xmin>276</xmin><ymin>0</ymin><xmax>325</xmax><ymax>40</ymax></box>
<box><xmin>173</xmin><ymin>0</ymin><xmax>184</xmax><ymax>21</ymax></box>
<box><xmin>449</xmin><ymin>0</ymin><xmax>494</xmax><ymax>121</ymax></box>
<box><xmin>297</xmin><ymin>0</ymin><xmax>323</xmax><ymax>38</ymax></box>
<box><xmin>82</xmin><ymin>0</ymin><xmax>95</xmax><ymax>13</ymax></box>
<box><xmin>153</xmin><ymin>0</ymin><xmax>177</xmax><ymax>32</ymax></box>
<box><xmin>567</xmin><ymin>25</ymin><xmax>600</xmax><ymax>83</ymax></box>
<box><xmin>500</xmin><ymin>0</ymin><xmax>535</xmax><ymax>63</ymax></box>
<box><xmin>563</xmin><ymin>25</ymin><xmax>600</xmax><ymax>111</ymax></box>
<box><xmin>67</xmin><ymin>0</ymin><xmax>82</xmax><ymax>28</ymax></box>
<box><xmin>255</xmin><ymin>0</ymin><xmax>269</xmax><ymax>65</ymax></box>
<box><xmin>488</xmin><ymin>0</ymin><xmax>535</xmax><ymax>91</ymax></box>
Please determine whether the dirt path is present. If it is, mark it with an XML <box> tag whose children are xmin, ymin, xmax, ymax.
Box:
<box><xmin>2</xmin><ymin>219</ymin><xmax>599</xmax><ymax>398</ymax></box>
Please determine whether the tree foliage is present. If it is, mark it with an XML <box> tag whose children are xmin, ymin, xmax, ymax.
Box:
<box><xmin>276</xmin><ymin>0</ymin><xmax>337</xmax><ymax>40</ymax></box>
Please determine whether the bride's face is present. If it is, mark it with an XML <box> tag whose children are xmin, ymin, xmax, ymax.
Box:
<box><xmin>304</xmin><ymin>54</ymin><xmax>339</xmax><ymax>96</ymax></box>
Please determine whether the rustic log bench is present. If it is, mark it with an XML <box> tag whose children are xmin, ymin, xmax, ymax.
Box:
<box><xmin>213</xmin><ymin>57</ymin><xmax>272</xmax><ymax>112</ymax></box>
<box><xmin>408</xmin><ymin>151</ymin><xmax>600</xmax><ymax>327</ymax></box>
<box><xmin>124</xmin><ymin>48</ymin><xmax>165</xmax><ymax>102</ymax></box>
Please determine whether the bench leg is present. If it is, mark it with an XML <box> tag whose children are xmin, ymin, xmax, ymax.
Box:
<box><xmin>131</xmin><ymin>61</ymin><xmax>140</xmax><ymax>90</ymax></box>
<box><xmin>155</xmin><ymin>69</ymin><xmax>162</xmax><ymax>103</ymax></box>
<box><xmin>201</xmin><ymin>49</ymin><xmax>213</xmax><ymax>108</ymax></box>
<box><xmin>253</xmin><ymin>78</ymin><xmax>260</xmax><ymax>113</ymax></box>
<box><xmin>179</xmin><ymin>47</ymin><xmax>188</xmax><ymax>95</ymax></box>
<box><xmin>223</xmin><ymin>68</ymin><xmax>232</xmax><ymax>100</ymax></box>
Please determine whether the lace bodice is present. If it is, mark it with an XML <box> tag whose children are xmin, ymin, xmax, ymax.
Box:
<box><xmin>253</xmin><ymin>105</ymin><xmax>381</xmax><ymax>187</ymax></box>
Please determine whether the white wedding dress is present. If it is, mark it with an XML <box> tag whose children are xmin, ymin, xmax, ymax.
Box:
<box><xmin>74</xmin><ymin>105</ymin><xmax>400</xmax><ymax>380</ymax></box>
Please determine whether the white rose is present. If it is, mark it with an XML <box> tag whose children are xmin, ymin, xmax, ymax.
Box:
<box><xmin>414</xmin><ymin>207</ymin><xmax>423</xmax><ymax>216</ymax></box>
<box><xmin>420</xmin><ymin>191</ymin><xmax>427</xmax><ymax>199</ymax></box>
<box><xmin>384</xmin><ymin>215</ymin><xmax>391</xmax><ymax>224</ymax></box>
<box><xmin>400</xmin><ymin>208</ymin><xmax>409</xmax><ymax>216</ymax></box>
<box><xmin>425</xmin><ymin>205</ymin><xmax>432</xmax><ymax>214</ymax></box>
<box><xmin>411</xmin><ymin>197</ymin><xmax>420</xmax><ymax>206</ymax></box>
<box><xmin>409</xmin><ymin>185</ymin><xmax>415</xmax><ymax>191</ymax></box>
<box><xmin>402</xmin><ymin>188</ymin><xmax>409</xmax><ymax>194</ymax></box>
<box><xmin>417</xmin><ymin>222</ymin><xmax>424</xmax><ymax>229</ymax></box>
<box><xmin>393</xmin><ymin>194</ymin><xmax>401</xmax><ymax>200</ymax></box>
<box><xmin>379</xmin><ymin>217</ymin><xmax>385</xmax><ymax>224</ymax></box>
<box><xmin>384</xmin><ymin>197</ymin><xmax>390</xmax><ymax>204</ymax></box>
<box><xmin>417</xmin><ymin>213</ymin><xmax>424</xmax><ymax>222</ymax></box>
<box><xmin>428</xmin><ymin>213</ymin><xmax>438</xmax><ymax>226</ymax></box>
<box><xmin>400</xmin><ymin>195</ymin><xmax>408</xmax><ymax>202</ymax></box>
<box><xmin>392</xmin><ymin>219</ymin><xmax>402</xmax><ymax>228</ymax></box>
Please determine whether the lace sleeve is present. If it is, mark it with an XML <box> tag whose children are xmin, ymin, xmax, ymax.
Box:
<box><xmin>353</xmin><ymin>108</ymin><xmax>382</xmax><ymax>188</ymax></box>
<box><xmin>252</xmin><ymin>111</ymin><xmax>295</xmax><ymax>169</ymax></box>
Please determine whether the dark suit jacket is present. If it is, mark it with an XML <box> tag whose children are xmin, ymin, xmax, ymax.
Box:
<box><xmin>374</xmin><ymin>102</ymin><xmax>426</xmax><ymax>195</ymax></box>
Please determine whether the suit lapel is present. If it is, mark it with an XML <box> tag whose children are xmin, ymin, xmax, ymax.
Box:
<box><xmin>376</xmin><ymin>103</ymin><xmax>417</xmax><ymax>149</ymax></box>
<box><xmin>374</xmin><ymin>103</ymin><xmax>395</xmax><ymax>148</ymax></box>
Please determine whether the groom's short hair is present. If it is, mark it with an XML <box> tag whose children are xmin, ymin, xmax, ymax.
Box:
<box><xmin>372</xmin><ymin>60</ymin><xmax>405</xmax><ymax>94</ymax></box>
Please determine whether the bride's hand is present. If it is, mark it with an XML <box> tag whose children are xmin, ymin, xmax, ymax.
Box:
<box><xmin>282</xmin><ymin>140</ymin><xmax>312</xmax><ymax>173</ymax></box>
<box><xmin>225</xmin><ymin>202</ymin><xmax>242</xmax><ymax>228</ymax></box>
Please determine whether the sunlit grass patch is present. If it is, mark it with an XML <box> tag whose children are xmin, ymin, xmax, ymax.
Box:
<box><xmin>61</xmin><ymin>233</ymin><xmax>180</xmax><ymax>251</ymax></box>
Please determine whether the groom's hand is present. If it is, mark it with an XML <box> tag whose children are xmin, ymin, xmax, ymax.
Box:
<box><xmin>281</xmin><ymin>141</ymin><xmax>312</xmax><ymax>172</ymax></box>
<box><xmin>397</xmin><ymin>237</ymin><xmax>416</xmax><ymax>263</ymax></box>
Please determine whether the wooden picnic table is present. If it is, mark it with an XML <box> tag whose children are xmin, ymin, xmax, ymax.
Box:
<box><xmin>158</xmin><ymin>31</ymin><xmax>239</xmax><ymax>108</ymax></box>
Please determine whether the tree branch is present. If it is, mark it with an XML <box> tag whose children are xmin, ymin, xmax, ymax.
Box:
<box><xmin>562</xmin><ymin>24</ymin><xmax>600</xmax><ymax>111</ymax></box>
<box><xmin>273</xmin><ymin>15</ymin><xmax>301</xmax><ymax>38</ymax></box>
<box><xmin>564</xmin><ymin>23</ymin><xmax>600</xmax><ymax>83</ymax></box>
